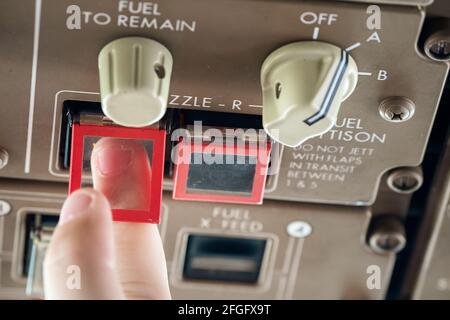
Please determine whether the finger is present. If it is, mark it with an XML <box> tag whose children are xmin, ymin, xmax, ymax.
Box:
<box><xmin>44</xmin><ymin>189</ymin><xmax>124</xmax><ymax>300</ymax></box>
<box><xmin>91</xmin><ymin>138</ymin><xmax>171</xmax><ymax>300</ymax></box>
<box><xmin>91</xmin><ymin>138</ymin><xmax>151</xmax><ymax>210</ymax></box>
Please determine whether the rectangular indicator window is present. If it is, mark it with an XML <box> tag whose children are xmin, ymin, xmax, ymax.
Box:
<box><xmin>69</xmin><ymin>123</ymin><xmax>166</xmax><ymax>223</ymax></box>
<box><xmin>183</xmin><ymin>234</ymin><xmax>267</xmax><ymax>284</ymax></box>
<box><xmin>22</xmin><ymin>213</ymin><xmax>58</xmax><ymax>297</ymax></box>
<box><xmin>173</xmin><ymin>140</ymin><xmax>271</xmax><ymax>204</ymax></box>
<box><xmin>186</xmin><ymin>154</ymin><xmax>256</xmax><ymax>194</ymax></box>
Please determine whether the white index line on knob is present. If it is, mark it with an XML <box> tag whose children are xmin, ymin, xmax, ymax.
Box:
<box><xmin>304</xmin><ymin>49</ymin><xmax>349</xmax><ymax>125</ymax></box>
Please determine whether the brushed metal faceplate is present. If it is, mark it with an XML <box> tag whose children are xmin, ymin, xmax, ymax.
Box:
<box><xmin>0</xmin><ymin>0</ymin><xmax>447</xmax><ymax>206</ymax></box>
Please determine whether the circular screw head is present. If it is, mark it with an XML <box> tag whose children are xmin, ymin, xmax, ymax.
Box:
<box><xmin>379</xmin><ymin>97</ymin><xmax>415</xmax><ymax>123</ymax></box>
<box><xmin>287</xmin><ymin>220</ymin><xmax>312</xmax><ymax>238</ymax></box>
<box><xmin>0</xmin><ymin>200</ymin><xmax>12</xmax><ymax>217</ymax></box>
<box><xmin>368</xmin><ymin>216</ymin><xmax>406</xmax><ymax>255</ymax></box>
<box><xmin>0</xmin><ymin>148</ymin><xmax>9</xmax><ymax>170</ymax></box>
<box><xmin>429</xmin><ymin>40</ymin><xmax>450</xmax><ymax>60</ymax></box>
<box><xmin>424</xmin><ymin>30</ymin><xmax>450</xmax><ymax>61</ymax></box>
<box><xmin>387</xmin><ymin>168</ymin><xmax>423</xmax><ymax>194</ymax></box>
<box><xmin>369</xmin><ymin>231</ymin><xmax>406</xmax><ymax>254</ymax></box>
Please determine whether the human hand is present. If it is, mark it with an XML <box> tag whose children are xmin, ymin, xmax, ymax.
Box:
<box><xmin>43</xmin><ymin>138</ymin><xmax>171</xmax><ymax>299</ymax></box>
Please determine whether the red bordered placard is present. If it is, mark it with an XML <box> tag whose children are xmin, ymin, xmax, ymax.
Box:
<box><xmin>172</xmin><ymin>140</ymin><xmax>271</xmax><ymax>204</ymax></box>
<box><xmin>68</xmin><ymin>123</ymin><xmax>166</xmax><ymax>223</ymax></box>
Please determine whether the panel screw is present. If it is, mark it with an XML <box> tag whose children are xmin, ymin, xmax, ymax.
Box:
<box><xmin>387</xmin><ymin>167</ymin><xmax>423</xmax><ymax>194</ymax></box>
<box><xmin>0</xmin><ymin>148</ymin><xmax>9</xmax><ymax>169</ymax></box>
<box><xmin>368</xmin><ymin>216</ymin><xmax>406</xmax><ymax>255</ymax></box>
<box><xmin>379</xmin><ymin>97</ymin><xmax>415</xmax><ymax>123</ymax></box>
<box><xmin>0</xmin><ymin>200</ymin><xmax>12</xmax><ymax>216</ymax></box>
<box><xmin>424</xmin><ymin>29</ymin><xmax>450</xmax><ymax>61</ymax></box>
<box><xmin>287</xmin><ymin>221</ymin><xmax>312</xmax><ymax>238</ymax></box>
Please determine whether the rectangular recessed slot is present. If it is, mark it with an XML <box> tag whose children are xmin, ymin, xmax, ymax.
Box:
<box><xmin>59</xmin><ymin>100</ymin><xmax>104</xmax><ymax>170</ymax></box>
<box><xmin>22</xmin><ymin>212</ymin><xmax>58</xmax><ymax>297</ymax></box>
<box><xmin>176</xmin><ymin>108</ymin><xmax>263</xmax><ymax>129</ymax></box>
<box><xmin>183</xmin><ymin>234</ymin><xmax>267</xmax><ymax>284</ymax></box>
<box><xmin>22</xmin><ymin>213</ymin><xmax>58</xmax><ymax>277</ymax></box>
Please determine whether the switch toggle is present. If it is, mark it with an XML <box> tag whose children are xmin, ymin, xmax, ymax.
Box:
<box><xmin>261</xmin><ymin>41</ymin><xmax>358</xmax><ymax>147</ymax></box>
<box><xmin>98</xmin><ymin>37</ymin><xmax>173</xmax><ymax>127</ymax></box>
<box><xmin>68</xmin><ymin>122</ymin><xmax>166</xmax><ymax>223</ymax></box>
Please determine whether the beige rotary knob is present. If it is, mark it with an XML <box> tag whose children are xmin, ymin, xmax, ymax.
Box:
<box><xmin>98</xmin><ymin>37</ymin><xmax>173</xmax><ymax>127</ymax></box>
<box><xmin>261</xmin><ymin>41</ymin><xmax>358</xmax><ymax>147</ymax></box>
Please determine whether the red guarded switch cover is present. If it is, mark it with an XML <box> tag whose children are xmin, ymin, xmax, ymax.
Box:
<box><xmin>68</xmin><ymin>123</ymin><xmax>166</xmax><ymax>223</ymax></box>
<box><xmin>172</xmin><ymin>139</ymin><xmax>272</xmax><ymax>205</ymax></box>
